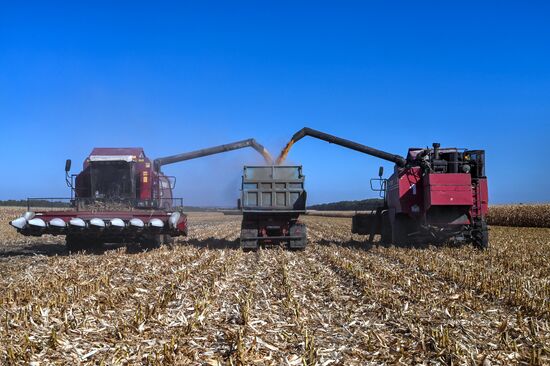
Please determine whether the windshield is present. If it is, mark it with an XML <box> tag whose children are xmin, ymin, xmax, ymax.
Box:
<box><xmin>90</xmin><ymin>161</ymin><xmax>135</xmax><ymax>199</ymax></box>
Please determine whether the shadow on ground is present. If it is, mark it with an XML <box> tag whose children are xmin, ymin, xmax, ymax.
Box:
<box><xmin>0</xmin><ymin>242</ymin><xmax>131</xmax><ymax>257</ymax></box>
<box><xmin>0</xmin><ymin>237</ymin><xmax>443</xmax><ymax>258</ymax></box>
<box><xmin>184</xmin><ymin>237</ymin><xmax>241</xmax><ymax>250</ymax></box>
<box><xmin>314</xmin><ymin>238</ymin><xmax>434</xmax><ymax>251</ymax></box>
<box><xmin>0</xmin><ymin>242</ymin><xmax>69</xmax><ymax>257</ymax></box>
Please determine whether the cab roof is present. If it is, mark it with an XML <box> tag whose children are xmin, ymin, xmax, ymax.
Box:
<box><xmin>90</xmin><ymin>148</ymin><xmax>145</xmax><ymax>157</ymax></box>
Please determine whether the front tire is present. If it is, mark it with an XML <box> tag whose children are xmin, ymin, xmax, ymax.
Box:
<box><xmin>66</xmin><ymin>235</ymin><xmax>85</xmax><ymax>253</ymax></box>
<box><xmin>472</xmin><ymin>220</ymin><xmax>489</xmax><ymax>250</ymax></box>
<box><xmin>140</xmin><ymin>234</ymin><xmax>162</xmax><ymax>251</ymax></box>
<box><xmin>393</xmin><ymin>214</ymin><xmax>413</xmax><ymax>245</ymax></box>
<box><xmin>66</xmin><ymin>235</ymin><xmax>102</xmax><ymax>253</ymax></box>
<box><xmin>380</xmin><ymin>211</ymin><xmax>392</xmax><ymax>244</ymax></box>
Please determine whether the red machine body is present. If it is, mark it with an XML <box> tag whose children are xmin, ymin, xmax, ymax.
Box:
<box><xmin>279</xmin><ymin>128</ymin><xmax>489</xmax><ymax>249</ymax></box>
<box><xmin>354</xmin><ymin>146</ymin><xmax>489</xmax><ymax>248</ymax></box>
<box><xmin>387</xmin><ymin>168</ymin><xmax>488</xmax><ymax>223</ymax></box>
<box><xmin>10</xmin><ymin>147</ymin><xmax>187</xmax><ymax>251</ymax></box>
<box><xmin>73</xmin><ymin>148</ymin><xmax>174</xmax><ymax>209</ymax></box>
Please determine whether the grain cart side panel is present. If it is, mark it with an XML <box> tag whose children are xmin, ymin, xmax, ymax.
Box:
<box><xmin>240</xmin><ymin>165</ymin><xmax>307</xmax><ymax>250</ymax></box>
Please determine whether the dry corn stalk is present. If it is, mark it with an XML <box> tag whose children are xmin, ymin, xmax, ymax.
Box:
<box><xmin>0</xmin><ymin>208</ymin><xmax>548</xmax><ymax>365</ymax></box>
<box><xmin>488</xmin><ymin>204</ymin><xmax>550</xmax><ymax>228</ymax></box>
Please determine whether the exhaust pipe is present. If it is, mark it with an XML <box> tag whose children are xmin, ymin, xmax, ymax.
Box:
<box><xmin>433</xmin><ymin>142</ymin><xmax>441</xmax><ymax>160</ymax></box>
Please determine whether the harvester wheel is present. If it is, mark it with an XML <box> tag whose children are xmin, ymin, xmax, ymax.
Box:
<box><xmin>380</xmin><ymin>211</ymin><xmax>392</xmax><ymax>245</ymax></box>
<box><xmin>163</xmin><ymin>235</ymin><xmax>174</xmax><ymax>248</ymax></box>
<box><xmin>473</xmin><ymin>220</ymin><xmax>489</xmax><ymax>250</ymax></box>
<box><xmin>66</xmin><ymin>236</ymin><xmax>85</xmax><ymax>253</ymax></box>
<box><xmin>140</xmin><ymin>234</ymin><xmax>162</xmax><ymax>251</ymax></box>
<box><xmin>66</xmin><ymin>235</ymin><xmax>101</xmax><ymax>253</ymax></box>
<box><xmin>393</xmin><ymin>215</ymin><xmax>412</xmax><ymax>246</ymax></box>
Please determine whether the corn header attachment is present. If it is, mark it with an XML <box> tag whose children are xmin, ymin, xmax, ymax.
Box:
<box><xmin>11</xmin><ymin>139</ymin><xmax>273</xmax><ymax>251</ymax></box>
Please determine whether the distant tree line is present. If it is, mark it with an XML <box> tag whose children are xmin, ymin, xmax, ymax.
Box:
<box><xmin>0</xmin><ymin>200</ymin><xmax>70</xmax><ymax>208</ymax></box>
<box><xmin>184</xmin><ymin>206</ymin><xmax>228</xmax><ymax>212</ymax></box>
<box><xmin>308</xmin><ymin>198</ymin><xmax>384</xmax><ymax>211</ymax></box>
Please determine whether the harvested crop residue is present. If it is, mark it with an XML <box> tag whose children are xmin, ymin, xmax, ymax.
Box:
<box><xmin>0</xmin><ymin>209</ymin><xmax>548</xmax><ymax>365</ymax></box>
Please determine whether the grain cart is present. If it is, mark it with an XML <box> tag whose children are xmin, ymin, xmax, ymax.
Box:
<box><xmin>277</xmin><ymin>127</ymin><xmax>489</xmax><ymax>249</ymax></box>
<box><xmin>10</xmin><ymin>139</ymin><xmax>272</xmax><ymax>251</ymax></box>
<box><xmin>239</xmin><ymin>165</ymin><xmax>307</xmax><ymax>250</ymax></box>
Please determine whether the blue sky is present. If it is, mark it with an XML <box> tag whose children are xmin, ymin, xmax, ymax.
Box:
<box><xmin>1</xmin><ymin>1</ymin><xmax>549</xmax><ymax>205</ymax></box>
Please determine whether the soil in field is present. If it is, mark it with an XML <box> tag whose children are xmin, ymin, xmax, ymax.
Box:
<box><xmin>0</xmin><ymin>209</ymin><xmax>549</xmax><ymax>365</ymax></box>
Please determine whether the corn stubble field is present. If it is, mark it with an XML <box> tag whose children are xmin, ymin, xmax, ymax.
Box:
<box><xmin>0</xmin><ymin>207</ymin><xmax>549</xmax><ymax>365</ymax></box>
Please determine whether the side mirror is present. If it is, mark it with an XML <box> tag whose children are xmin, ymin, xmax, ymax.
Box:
<box><xmin>65</xmin><ymin>159</ymin><xmax>72</xmax><ymax>172</ymax></box>
<box><xmin>378</xmin><ymin>166</ymin><xmax>384</xmax><ymax>178</ymax></box>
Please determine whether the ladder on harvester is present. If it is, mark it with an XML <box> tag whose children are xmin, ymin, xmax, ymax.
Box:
<box><xmin>471</xmin><ymin>179</ymin><xmax>481</xmax><ymax>221</ymax></box>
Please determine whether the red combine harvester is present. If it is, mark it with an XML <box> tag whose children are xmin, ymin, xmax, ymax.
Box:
<box><xmin>277</xmin><ymin>128</ymin><xmax>489</xmax><ymax>249</ymax></box>
<box><xmin>10</xmin><ymin>140</ymin><xmax>272</xmax><ymax>251</ymax></box>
